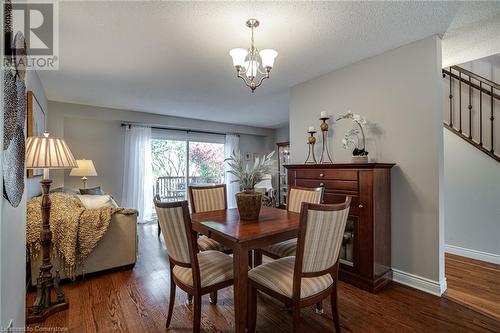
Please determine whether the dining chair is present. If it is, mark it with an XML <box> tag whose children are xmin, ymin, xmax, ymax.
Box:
<box><xmin>248</xmin><ymin>198</ymin><xmax>351</xmax><ymax>333</ymax></box>
<box><xmin>254</xmin><ymin>186</ymin><xmax>325</xmax><ymax>312</ymax></box>
<box><xmin>154</xmin><ymin>200</ymin><xmax>234</xmax><ymax>332</ymax></box>
<box><xmin>255</xmin><ymin>186</ymin><xmax>323</xmax><ymax>263</ymax></box>
<box><xmin>188</xmin><ymin>184</ymin><xmax>231</xmax><ymax>253</ymax></box>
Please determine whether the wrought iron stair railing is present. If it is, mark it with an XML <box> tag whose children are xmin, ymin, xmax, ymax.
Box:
<box><xmin>442</xmin><ymin>65</ymin><xmax>500</xmax><ymax>163</ymax></box>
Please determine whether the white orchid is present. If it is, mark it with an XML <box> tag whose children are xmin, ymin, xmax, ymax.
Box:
<box><xmin>336</xmin><ymin>110</ymin><xmax>369</xmax><ymax>156</ymax></box>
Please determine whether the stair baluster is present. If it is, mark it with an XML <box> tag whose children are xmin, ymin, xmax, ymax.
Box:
<box><xmin>442</xmin><ymin>65</ymin><xmax>499</xmax><ymax>163</ymax></box>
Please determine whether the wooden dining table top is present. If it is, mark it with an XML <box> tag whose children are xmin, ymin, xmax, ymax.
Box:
<box><xmin>191</xmin><ymin>207</ymin><xmax>300</xmax><ymax>244</ymax></box>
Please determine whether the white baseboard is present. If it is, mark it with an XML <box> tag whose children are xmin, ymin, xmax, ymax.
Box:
<box><xmin>445</xmin><ymin>244</ymin><xmax>500</xmax><ymax>265</ymax></box>
<box><xmin>392</xmin><ymin>269</ymin><xmax>447</xmax><ymax>296</ymax></box>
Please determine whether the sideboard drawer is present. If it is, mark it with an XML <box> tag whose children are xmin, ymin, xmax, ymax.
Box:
<box><xmin>295</xmin><ymin>179</ymin><xmax>359</xmax><ymax>193</ymax></box>
<box><xmin>295</xmin><ymin>169</ymin><xmax>358</xmax><ymax>181</ymax></box>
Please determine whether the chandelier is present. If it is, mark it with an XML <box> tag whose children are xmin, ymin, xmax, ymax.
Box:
<box><xmin>229</xmin><ymin>19</ymin><xmax>278</xmax><ymax>93</ymax></box>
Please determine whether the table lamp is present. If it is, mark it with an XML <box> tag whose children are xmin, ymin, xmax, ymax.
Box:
<box><xmin>25</xmin><ymin>133</ymin><xmax>78</xmax><ymax>323</ymax></box>
<box><xmin>69</xmin><ymin>159</ymin><xmax>97</xmax><ymax>188</ymax></box>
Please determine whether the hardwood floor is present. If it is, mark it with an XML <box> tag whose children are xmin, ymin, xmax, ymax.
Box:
<box><xmin>445</xmin><ymin>253</ymin><xmax>500</xmax><ymax>320</ymax></box>
<box><xmin>27</xmin><ymin>223</ymin><xmax>500</xmax><ymax>332</ymax></box>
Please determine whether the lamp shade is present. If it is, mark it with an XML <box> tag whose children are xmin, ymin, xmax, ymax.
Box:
<box><xmin>259</xmin><ymin>49</ymin><xmax>278</xmax><ymax>68</ymax></box>
<box><xmin>229</xmin><ymin>48</ymin><xmax>248</xmax><ymax>67</ymax></box>
<box><xmin>69</xmin><ymin>159</ymin><xmax>98</xmax><ymax>177</ymax></box>
<box><xmin>25</xmin><ymin>133</ymin><xmax>78</xmax><ymax>169</ymax></box>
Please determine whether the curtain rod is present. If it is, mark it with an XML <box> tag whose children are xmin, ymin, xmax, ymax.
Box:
<box><xmin>120</xmin><ymin>123</ymin><xmax>239</xmax><ymax>137</ymax></box>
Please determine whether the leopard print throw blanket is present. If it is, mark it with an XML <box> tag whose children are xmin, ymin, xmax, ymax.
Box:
<box><xmin>27</xmin><ymin>192</ymin><xmax>137</xmax><ymax>279</ymax></box>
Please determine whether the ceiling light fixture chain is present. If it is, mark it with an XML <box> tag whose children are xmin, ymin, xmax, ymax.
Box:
<box><xmin>229</xmin><ymin>19</ymin><xmax>278</xmax><ymax>93</ymax></box>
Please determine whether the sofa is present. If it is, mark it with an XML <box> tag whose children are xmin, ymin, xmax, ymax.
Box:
<box><xmin>30</xmin><ymin>190</ymin><xmax>138</xmax><ymax>286</ymax></box>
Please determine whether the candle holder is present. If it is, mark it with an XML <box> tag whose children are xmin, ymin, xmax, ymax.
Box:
<box><xmin>319</xmin><ymin>117</ymin><xmax>334</xmax><ymax>163</ymax></box>
<box><xmin>304</xmin><ymin>131</ymin><xmax>317</xmax><ymax>164</ymax></box>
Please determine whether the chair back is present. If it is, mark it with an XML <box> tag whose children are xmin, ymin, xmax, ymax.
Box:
<box><xmin>154</xmin><ymin>200</ymin><xmax>194</xmax><ymax>265</ymax></box>
<box><xmin>188</xmin><ymin>184</ymin><xmax>227</xmax><ymax>213</ymax></box>
<box><xmin>295</xmin><ymin>197</ymin><xmax>351</xmax><ymax>275</ymax></box>
<box><xmin>287</xmin><ymin>186</ymin><xmax>324</xmax><ymax>213</ymax></box>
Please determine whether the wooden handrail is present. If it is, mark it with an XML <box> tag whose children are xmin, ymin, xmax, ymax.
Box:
<box><xmin>450</xmin><ymin>65</ymin><xmax>500</xmax><ymax>91</ymax></box>
<box><xmin>442</xmin><ymin>68</ymin><xmax>500</xmax><ymax>101</ymax></box>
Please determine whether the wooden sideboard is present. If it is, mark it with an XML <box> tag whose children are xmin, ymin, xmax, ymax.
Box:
<box><xmin>285</xmin><ymin>163</ymin><xmax>395</xmax><ymax>292</ymax></box>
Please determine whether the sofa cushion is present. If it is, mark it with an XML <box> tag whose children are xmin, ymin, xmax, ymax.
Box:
<box><xmin>79</xmin><ymin>186</ymin><xmax>104</xmax><ymax>195</ymax></box>
<box><xmin>50</xmin><ymin>187</ymin><xmax>79</xmax><ymax>196</ymax></box>
<box><xmin>77</xmin><ymin>194</ymin><xmax>118</xmax><ymax>209</ymax></box>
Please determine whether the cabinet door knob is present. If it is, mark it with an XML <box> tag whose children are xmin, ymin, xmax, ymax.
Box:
<box><xmin>358</xmin><ymin>204</ymin><xmax>364</xmax><ymax>208</ymax></box>
<box><xmin>319</xmin><ymin>173</ymin><xmax>324</xmax><ymax>177</ymax></box>
<box><xmin>319</xmin><ymin>182</ymin><xmax>324</xmax><ymax>186</ymax></box>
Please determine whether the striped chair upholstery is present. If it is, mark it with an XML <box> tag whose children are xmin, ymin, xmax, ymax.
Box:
<box><xmin>301</xmin><ymin>206</ymin><xmax>350</xmax><ymax>273</ymax></box>
<box><xmin>248</xmin><ymin>256</ymin><xmax>333</xmax><ymax>298</ymax></box>
<box><xmin>197</xmin><ymin>235</ymin><xmax>227</xmax><ymax>252</ymax></box>
<box><xmin>189</xmin><ymin>184</ymin><xmax>229</xmax><ymax>252</ymax></box>
<box><xmin>190</xmin><ymin>185</ymin><xmax>226</xmax><ymax>213</ymax></box>
<box><xmin>263</xmin><ymin>187</ymin><xmax>323</xmax><ymax>258</ymax></box>
<box><xmin>155</xmin><ymin>204</ymin><xmax>191</xmax><ymax>264</ymax></box>
<box><xmin>263</xmin><ymin>239</ymin><xmax>297</xmax><ymax>258</ymax></box>
<box><xmin>287</xmin><ymin>187</ymin><xmax>323</xmax><ymax>213</ymax></box>
<box><xmin>173</xmin><ymin>250</ymin><xmax>233</xmax><ymax>288</ymax></box>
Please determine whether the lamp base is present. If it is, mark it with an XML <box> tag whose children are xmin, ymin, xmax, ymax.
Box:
<box><xmin>81</xmin><ymin>176</ymin><xmax>88</xmax><ymax>189</ymax></box>
<box><xmin>26</xmin><ymin>179</ymin><xmax>69</xmax><ymax>323</ymax></box>
<box><xmin>27</xmin><ymin>299</ymin><xmax>68</xmax><ymax>324</ymax></box>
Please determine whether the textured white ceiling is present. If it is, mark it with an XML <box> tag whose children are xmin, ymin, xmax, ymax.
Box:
<box><xmin>38</xmin><ymin>1</ymin><xmax>500</xmax><ymax>128</ymax></box>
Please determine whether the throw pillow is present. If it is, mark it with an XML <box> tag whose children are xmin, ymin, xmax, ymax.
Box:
<box><xmin>77</xmin><ymin>195</ymin><xmax>118</xmax><ymax>209</ymax></box>
<box><xmin>50</xmin><ymin>187</ymin><xmax>79</xmax><ymax>196</ymax></box>
<box><xmin>79</xmin><ymin>186</ymin><xmax>104</xmax><ymax>195</ymax></box>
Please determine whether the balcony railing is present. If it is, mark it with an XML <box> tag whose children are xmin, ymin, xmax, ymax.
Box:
<box><xmin>154</xmin><ymin>176</ymin><xmax>222</xmax><ymax>202</ymax></box>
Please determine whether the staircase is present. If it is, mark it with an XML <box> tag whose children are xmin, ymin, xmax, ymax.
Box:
<box><xmin>442</xmin><ymin>66</ymin><xmax>500</xmax><ymax>163</ymax></box>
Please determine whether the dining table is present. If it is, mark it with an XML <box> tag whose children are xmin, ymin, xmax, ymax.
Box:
<box><xmin>191</xmin><ymin>207</ymin><xmax>300</xmax><ymax>333</ymax></box>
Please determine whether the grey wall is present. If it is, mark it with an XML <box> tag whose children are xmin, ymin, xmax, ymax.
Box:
<box><xmin>444</xmin><ymin>130</ymin><xmax>500</xmax><ymax>258</ymax></box>
<box><xmin>289</xmin><ymin>36</ymin><xmax>445</xmax><ymax>283</ymax></box>
<box><xmin>47</xmin><ymin>101</ymin><xmax>276</xmax><ymax>205</ymax></box>
<box><xmin>1</xmin><ymin>70</ymin><xmax>47</xmax><ymax>328</ymax></box>
<box><xmin>239</xmin><ymin>134</ymin><xmax>274</xmax><ymax>167</ymax></box>
<box><xmin>275</xmin><ymin>124</ymin><xmax>289</xmax><ymax>143</ymax></box>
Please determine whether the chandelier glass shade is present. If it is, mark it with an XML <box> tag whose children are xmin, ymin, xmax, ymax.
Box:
<box><xmin>229</xmin><ymin>19</ymin><xmax>278</xmax><ymax>92</ymax></box>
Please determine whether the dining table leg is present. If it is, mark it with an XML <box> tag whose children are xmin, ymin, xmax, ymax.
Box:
<box><xmin>233</xmin><ymin>244</ymin><xmax>249</xmax><ymax>333</ymax></box>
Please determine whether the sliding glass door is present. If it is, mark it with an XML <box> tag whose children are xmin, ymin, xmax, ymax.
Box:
<box><xmin>151</xmin><ymin>130</ymin><xmax>225</xmax><ymax>202</ymax></box>
<box><xmin>151</xmin><ymin>138</ymin><xmax>187</xmax><ymax>201</ymax></box>
<box><xmin>188</xmin><ymin>141</ymin><xmax>224</xmax><ymax>186</ymax></box>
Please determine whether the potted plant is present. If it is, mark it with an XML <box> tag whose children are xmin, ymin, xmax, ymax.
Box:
<box><xmin>337</xmin><ymin>110</ymin><xmax>369</xmax><ymax>163</ymax></box>
<box><xmin>225</xmin><ymin>150</ymin><xmax>275</xmax><ymax>220</ymax></box>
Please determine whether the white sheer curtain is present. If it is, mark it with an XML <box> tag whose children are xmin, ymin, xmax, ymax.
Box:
<box><xmin>224</xmin><ymin>134</ymin><xmax>240</xmax><ymax>209</ymax></box>
<box><xmin>122</xmin><ymin>125</ymin><xmax>154</xmax><ymax>223</ymax></box>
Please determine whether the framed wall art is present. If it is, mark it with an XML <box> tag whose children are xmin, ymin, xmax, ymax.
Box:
<box><xmin>27</xmin><ymin>90</ymin><xmax>46</xmax><ymax>178</ymax></box>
